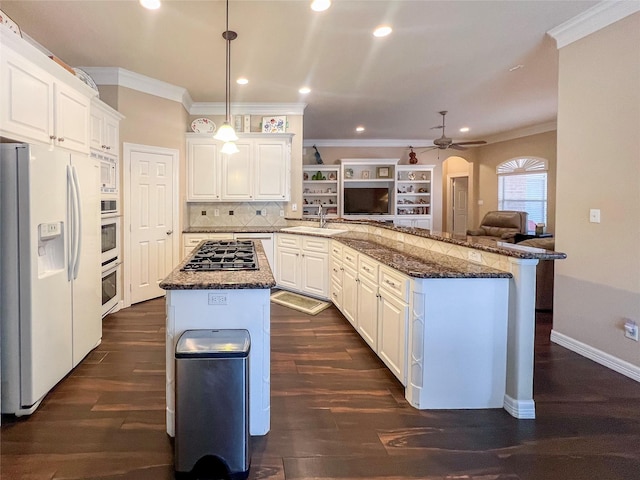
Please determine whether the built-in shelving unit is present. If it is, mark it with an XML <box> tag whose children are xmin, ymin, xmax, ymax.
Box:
<box><xmin>302</xmin><ymin>165</ymin><xmax>340</xmax><ymax>218</ymax></box>
<box><xmin>394</xmin><ymin>165</ymin><xmax>433</xmax><ymax>229</ymax></box>
<box><xmin>340</xmin><ymin>159</ymin><xmax>398</xmax><ymax>221</ymax></box>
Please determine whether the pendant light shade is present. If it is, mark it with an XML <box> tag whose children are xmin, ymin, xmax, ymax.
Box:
<box><xmin>215</xmin><ymin>122</ymin><xmax>238</xmax><ymax>142</ymax></box>
<box><xmin>214</xmin><ymin>0</ymin><xmax>238</xmax><ymax>152</ymax></box>
<box><xmin>221</xmin><ymin>141</ymin><xmax>240</xmax><ymax>155</ymax></box>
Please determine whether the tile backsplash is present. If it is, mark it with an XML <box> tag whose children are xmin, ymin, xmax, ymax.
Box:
<box><xmin>188</xmin><ymin>202</ymin><xmax>289</xmax><ymax>228</ymax></box>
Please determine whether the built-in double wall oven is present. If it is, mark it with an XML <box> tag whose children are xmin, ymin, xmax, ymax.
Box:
<box><xmin>101</xmin><ymin>198</ymin><xmax>121</xmax><ymax>317</ymax></box>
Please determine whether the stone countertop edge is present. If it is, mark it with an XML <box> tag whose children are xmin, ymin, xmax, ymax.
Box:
<box><xmin>183</xmin><ymin>218</ymin><xmax>566</xmax><ymax>261</ymax></box>
<box><xmin>159</xmin><ymin>240</ymin><xmax>276</xmax><ymax>290</ymax></box>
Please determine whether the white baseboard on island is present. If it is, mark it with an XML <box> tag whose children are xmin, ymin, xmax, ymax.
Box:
<box><xmin>503</xmin><ymin>394</ymin><xmax>536</xmax><ymax>419</ymax></box>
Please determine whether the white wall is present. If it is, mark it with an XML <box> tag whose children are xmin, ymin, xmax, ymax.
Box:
<box><xmin>554</xmin><ymin>12</ymin><xmax>640</xmax><ymax>369</ymax></box>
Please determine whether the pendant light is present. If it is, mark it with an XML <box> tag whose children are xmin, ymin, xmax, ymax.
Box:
<box><xmin>214</xmin><ymin>0</ymin><xmax>238</xmax><ymax>150</ymax></box>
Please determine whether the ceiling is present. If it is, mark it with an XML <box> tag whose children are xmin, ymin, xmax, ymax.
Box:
<box><xmin>1</xmin><ymin>0</ymin><xmax>600</xmax><ymax>144</ymax></box>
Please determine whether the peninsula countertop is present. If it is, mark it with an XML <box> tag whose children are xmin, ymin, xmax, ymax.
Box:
<box><xmin>159</xmin><ymin>240</ymin><xmax>275</xmax><ymax>290</ymax></box>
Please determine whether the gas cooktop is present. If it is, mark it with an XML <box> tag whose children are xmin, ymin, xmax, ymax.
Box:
<box><xmin>181</xmin><ymin>240</ymin><xmax>258</xmax><ymax>272</ymax></box>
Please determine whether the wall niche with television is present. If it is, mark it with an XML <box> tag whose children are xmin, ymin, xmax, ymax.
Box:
<box><xmin>339</xmin><ymin>158</ymin><xmax>397</xmax><ymax>220</ymax></box>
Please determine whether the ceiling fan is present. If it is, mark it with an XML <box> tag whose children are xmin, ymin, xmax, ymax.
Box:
<box><xmin>425</xmin><ymin>111</ymin><xmax>487</xmax><ymax>151</ymax></box>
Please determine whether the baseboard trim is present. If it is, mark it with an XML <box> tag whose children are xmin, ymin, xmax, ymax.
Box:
<box><xmin>503</xmin><ymin>395</ymin><xmax>536</xmax><ymax>419</ymax></box>
<box><xmin>550</xmin><ymin>330</ymin><xmax>640</xmax><ymax>382</ymax></box>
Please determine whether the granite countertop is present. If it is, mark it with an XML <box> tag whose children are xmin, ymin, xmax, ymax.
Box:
<box><xmin>333</xmin><ymin>233</ymin><xmax>511</xmax><ymax>279</ymax></box>
<box><xmin>159</xmin><ymin>240</ymin><xmax>276</xmax><ymax>290</ymax></box>
<box><xmin>183</xmin><ymin>226</ymin><xmax>277</xmax><ymax>234</ymax></box>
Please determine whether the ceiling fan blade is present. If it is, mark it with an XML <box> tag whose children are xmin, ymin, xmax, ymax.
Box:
<box><xmin>452</xmin><ymin>140</ymin><xmax>487</xmax><ymax>146</ymax></box>
<box><xmin>430</xmin><ymin>124</ymin><xmax>444</xmax><ymax>130</ymax></box>
<box><xmin>419</xmin><ymin>146</ymin><xmax>439</xmax><ymax>153</ymax></box>
<box><xmin>449</xmin><ymin>145</ymin><xmax>467</xmax><ymax>151</ymax></box>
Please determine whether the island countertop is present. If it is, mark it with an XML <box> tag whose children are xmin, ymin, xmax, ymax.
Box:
<box><xmin>159</xmin><ymin>240</ymin><xmax>275</xmax><ymax>290</ymax></box>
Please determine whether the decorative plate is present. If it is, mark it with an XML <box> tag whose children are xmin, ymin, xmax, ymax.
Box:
<box><xmin>191</xmin><ymin>118</ymin><xmax>216</xmax><ymax>133</ymax></box>
<box><xmin>73</xmin><ymin>68</ymin><xmax>99</xmax><ymax>93</ymax></box>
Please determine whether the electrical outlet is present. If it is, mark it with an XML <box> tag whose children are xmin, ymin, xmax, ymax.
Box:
<box><xmin>589</xmin><ymin>209</ymin><xmax>600</xmax><ymax>223</ymax></box>
<box><xmin>468</xmin><ymin>250</ymin><xmax>482</xmax><ymax>263</ymax></box>
<box><xmin>261</xmin><ymin>209</ymin><xmax>267</xmax><ymax>216</ymax></box>
<box><xmin>208</xmin><ymin>293</ymin><xmax>228</xmax><ymax>305</ymax></box>
<box><xmin>229</xmin><ymin>210</ymin><xmax>234</xmax><ymax>216</ymax></box>
<box><xmin>623</xmin><ymin>318</ymin><xmax>639</xmax><ymax>341</ymax></box>
<box><xmin>214</xmin><ymin>209</ymin><xmax>219</xmax><ymax>217</ymax></box>
<box><xmin>280</xmin><ymin>210</ymin><xmax>285</xmax><ymax>217</ymax></box>
<box><xmin>201</xmin><ymin>210</ymin><xmax>207</xmax><ymax>216</ymax></box>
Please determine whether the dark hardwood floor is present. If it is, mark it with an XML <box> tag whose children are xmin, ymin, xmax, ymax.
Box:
<box><xmin>2</xmin><ymin>299</ymin><xmax>640</xmax><ymax>479</ymax></box>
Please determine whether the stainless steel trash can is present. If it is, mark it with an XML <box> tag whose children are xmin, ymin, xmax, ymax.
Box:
<box><xmin>175</xmin><ymin>329</ymin><xmax>250</xmax><ymax>480</ymax></box>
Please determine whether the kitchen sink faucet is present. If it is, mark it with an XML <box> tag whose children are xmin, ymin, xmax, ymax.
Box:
<box><xmin>318</xmin><ymin>205</ymin><xmax>327</xmax><ymax>228</ymax></box>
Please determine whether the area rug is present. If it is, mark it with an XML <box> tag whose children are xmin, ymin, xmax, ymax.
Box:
<box><xmin>270</xmin><ymin>290</ymin><xmax>331</xmax><ymax>315</ymax></box>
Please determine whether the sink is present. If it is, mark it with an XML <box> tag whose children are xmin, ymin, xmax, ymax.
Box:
<box><xmin>280</xmin><ymin>226</ymin><xmax>348</xmax><ymax>237</ymax></box>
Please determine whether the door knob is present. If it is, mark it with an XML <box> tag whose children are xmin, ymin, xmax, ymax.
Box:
<box><xmin>166</xmin><ymin>230</ymin><xmax>173</xmax><ymax>235</ymax></box>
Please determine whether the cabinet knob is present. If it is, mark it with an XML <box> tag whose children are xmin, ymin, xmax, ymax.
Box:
<box><xmin>57</xmin><ymin>137</ymin><xmax>64</xmax><ymax>142</ymax></box>
<box><xmin>49</xmin><ymin>135</ymin><xmax>56</xmax><ymax>140</ymax></box>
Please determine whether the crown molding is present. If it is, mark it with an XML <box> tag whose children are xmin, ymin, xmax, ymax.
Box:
<box><xmin>547</xmin><ymin>0</ymin><xmax>640</xmax><ymax>49</ymax></box>
<box><xmin>303</xmin><ymin>139</ymin><xmax>432</xmax><ymax>148</ymax></box>
<box><xmin>190</xmin><ymin>102</ymin><xmax>307</xmax><ymax>116</ymax></box>
<box><xmin>482</xmin><ymin>121</ymin><xmax>557</xmax><ymax>145</ymax></box>
<box><xmin>79</xmin><ymin>67</ymin><xmax>305</xmax><ymax>116</ymax></box>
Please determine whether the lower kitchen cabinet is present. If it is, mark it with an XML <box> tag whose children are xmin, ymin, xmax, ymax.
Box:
<box><xmin>275</xmin><ymin>234</ymin><xmax>329</xmax><ymax>299</ymax></box>
<box><xmin>356</xmin><ymin>275</ymin><xmax>378</xmax><ymax>350</ymax></box>
<box><xmin>378</xmin><ymin>287</ymin><xmax>409</xmax><ymax>383</ymax></box>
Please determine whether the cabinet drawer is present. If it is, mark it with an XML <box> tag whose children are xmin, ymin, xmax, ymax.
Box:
<box><xmin>358</xmin><ymin>255</ymin><xmax>378</xmax><ymax>282</ymax></box>
<box><xmin>342</xmin><ymin>247</ymin><xmax>358</xmax><ymax>270</ymax></box>
<box><xmin>330</xmin><ymin>241</ymin><xmax>343</xmax><ymax>260</ymax></box>
<box><xmin>277</xmin><ymin>233</ymin><xmax>301</xmax><ymax>249</ymax></box>
<box><xmin>330</xmin><ymin>258</ymin><xmax>342</xmax><ymax>285</ymax></box>
<box><xmin>379</xmin><ymin>266</ymin><xmax>409</xmax><ymax>302</ymax></box>
<box><xmin>302</xmin><ymin>236</ymin><xmax>329</xmax><ymax>253</ymax></box>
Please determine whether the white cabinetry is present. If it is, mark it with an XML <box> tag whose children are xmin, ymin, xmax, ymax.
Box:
<box><xmin>394</xmin><ymin>165</ymin><xmax>433</xmax><ymax>230</ymax></box>
<box><xmin>330</xmin><ymin>245</ymin><xmax>410</xmax><ymax>385</ymax></box>
<box><xmin>0</xmin><ymin>30</ymin><xmax>95</xmax><ymax>153</ymax></box>
<box><xmin>302</xmin><ymin>165</ymin><xmax>340</xmax><ymax>218</ymax></box>
<box><xmin>90</xmin><ymin>99</ymin><xmax>122</xmax><ymax>154</ymax></box>
<box><xmin>275</xmin><ymin>234</ymin><xmax>329</xmax><ymax>299</ymax></box>
<box><xmin>329</xmin><ymin>242</ymin><xmax>343</xmax><ymax>309</ymax></box>
<box><xmin>186</xmin><ymin>133</ymin><xmax>291</xmax><ymax>202</ymax></box>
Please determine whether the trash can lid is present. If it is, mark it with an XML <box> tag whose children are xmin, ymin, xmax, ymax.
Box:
<box><xmin>175</xmin><ymin>329</ymin><xmax>250</xmax><ymax>358</ymax></box>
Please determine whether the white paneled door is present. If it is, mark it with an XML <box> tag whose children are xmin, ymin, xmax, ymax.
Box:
<box><xmin>452</xmin><ymin>176</ymin><xmax>469</xmax><ymax>236</ymax></box>
<box><xmin>127</xmin><ymin>144</ymin><xmax>178</xmax><ymax>304</ymax></box>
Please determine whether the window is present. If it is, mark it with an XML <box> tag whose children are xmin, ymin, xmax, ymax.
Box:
<box><xmin>497</xmin><ymin>158</ymin><xmax>548</xmax><ymax>229</ymax></box>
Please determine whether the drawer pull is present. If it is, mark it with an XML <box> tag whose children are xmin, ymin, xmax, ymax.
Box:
<box><xmin>363</xmin><ymin>266</ymin><xmax>371</xmax><ymax>272</ymax></box>
<box><xmin>386</xmin><ymin>280</ymin><xmax>397</xmax><ymax>287</ymax></box>
<box><xmin>346</xmin><ymin>256</ymin><xmax>353</xmax><ymax>261</ymax></box>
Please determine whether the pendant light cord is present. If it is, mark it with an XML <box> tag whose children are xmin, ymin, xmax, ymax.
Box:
<box><xmin>225</xmin><ymin>0</ymin><xmax>230</xmax><ymax>123</ymax></box>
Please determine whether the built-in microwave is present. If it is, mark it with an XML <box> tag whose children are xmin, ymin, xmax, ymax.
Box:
<box><xmin>94</xmin><ymin>151</ymin><xmax>118</xmax><ymax>195</ymax></box>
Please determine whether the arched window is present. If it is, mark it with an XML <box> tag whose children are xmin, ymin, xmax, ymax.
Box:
<box><xmin>497</xmin><ymin>157</ymin><xmax>548</xmax><ymax>229</ymax></box>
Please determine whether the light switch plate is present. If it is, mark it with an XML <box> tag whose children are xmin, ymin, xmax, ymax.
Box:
<box><xmin>589</xmin><ymin>209</ymin><xmax>600</xmax><ymax>223</ymax></box>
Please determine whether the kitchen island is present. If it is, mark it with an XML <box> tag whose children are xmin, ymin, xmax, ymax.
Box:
<box><xmin>160</xmin><ymin>240</ymin><xmax>275</xmax><ymax>436</ymax></box>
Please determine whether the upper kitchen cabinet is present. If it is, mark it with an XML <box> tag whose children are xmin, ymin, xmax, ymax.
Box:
<box><xmin>187</xmin><ymin>133</ymin><xmax>292</xmax><ymax>202</ymax></box>
<box><xmin>0</xmin><ymin>28</ymin><xmax>96</xmax><ymax>154</ymax></box>
<box><xmin>90</xmin><ymin>99</ymin><xmax>123</xmax><ymax>154</ymax></box>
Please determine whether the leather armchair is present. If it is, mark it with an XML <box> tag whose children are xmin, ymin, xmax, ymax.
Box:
<box><xmin>467</xmin><ymin>210</ymin><xmax>528</xmax><ymax>243</ymax></box>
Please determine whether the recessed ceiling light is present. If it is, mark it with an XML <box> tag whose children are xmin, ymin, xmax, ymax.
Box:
<box><xmin>459</xmin><ymin>127</ymin><xmax>470</xmax><ymax>133</ymax></box>
<box><xmin>236</xmin><ymin>78</ymin><xmax>249</xmax><ymax>85</ymax></box>
<box><xmin>140</xmin><ymin>0</ymin><xmax>161</xmax><ymax>10</ymax></box>
<box><xmin>356</xmin><ymin>126</ymin><xmax>365</xmax><ymax>132</ymax></box>
<box><xmin>299</xmin><ymin>87</ymin><xmax>311</xmax><ymax>94</ymax></box>
<box><xmin>311</xmin><ymin>0</ymin><xmax>331</xmax><ymax>12</ymax></box>
<box><xmin>373</xmin><ymin>25</ymin><xmax>392</xmax><ymax>37</ymax></box>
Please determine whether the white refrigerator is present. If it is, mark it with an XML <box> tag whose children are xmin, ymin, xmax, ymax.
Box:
<box><xmin>0</xmin><ymin>143</ymin><xmax>101</xmax><ymax>415</ymax></box>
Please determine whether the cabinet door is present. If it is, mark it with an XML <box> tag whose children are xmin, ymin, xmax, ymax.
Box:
<box><xmin>254</xmin><ymin>139</ymin><xmax>289</xmax><ymax>201</ymax></box>
<box><xmin>378</xmin><ymin>292</ymin><xmax>409</xmax><ymax>385</ymax></box>
<box><xmin>301</xmin><ymin>251</ymin><xmax>328</xmax><ymax>299</ymax></box>
<box><xmin>187</xmin><ymin>142</ymin><xmax>220</xmax><ymax>201</ymax></box>
<box><xmin>0</xmin><ymin>49</ymin><xmax>54</xmax><ymax>144</ymax></box>
<box><xmin>276</xmin><ymin>247</ymin><xmax>300</xmax><ymax>291</ymax></box>
<box><xmin>104</xmin><ymin>114</ymin><xmax>119</xmax><ymax>152</ymax></box>
<box><xmin>221</xmin><ymin>141</ymin><xmax>252</xmax><ymax>200</ymax></box>
<box><xmin>54</xmin><ymin>82</ymin><xmax>90</xmax><ymax>153</ymax></box>
<box><xmin>89</xmin><ymin>109</ymin><xmax>105</xmax><ymax>150</ymax></box>
<box><xmin>341</xmin><ymin>266</ymin><xmax>358</xmax><ymax>327</ymax></box>
<box><xmin>357</xmin><ymin>276</ymin><xmax>378</xmax><ymax>350</ymax></box>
